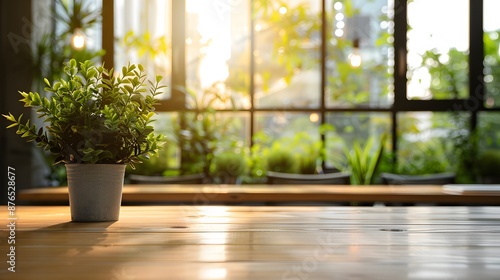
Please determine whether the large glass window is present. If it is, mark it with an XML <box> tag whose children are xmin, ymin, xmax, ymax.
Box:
<box><xmin>108</xmin><ymin>0</ymin><xmax>496</xmax><ymax>183</ymax></box>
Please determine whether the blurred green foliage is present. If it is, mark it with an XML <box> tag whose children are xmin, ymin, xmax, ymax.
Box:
<box><xmin>249</xmin><ymin>131</ymin><xmax>323</xmax><ymax>179</ymax></box>
<box><xmin>211</xmin><ymin>152</ymin><xmax>248</xmax><ymax>184</ymax></box>
<box><xmin>167</xmin><ymin>84</ymin><xmax>238</xmax><ymax>179</ymax></box>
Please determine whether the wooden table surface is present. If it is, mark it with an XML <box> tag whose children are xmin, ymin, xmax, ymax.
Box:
<box><xmin>1</xmin><ymin>206</ymin><xmax>500</xmax><ymax>279</ymax></box>
<box><xmin>18</xmin><ymin>184</ymin><xmax>500</xmax><ymax>205</ymax></box>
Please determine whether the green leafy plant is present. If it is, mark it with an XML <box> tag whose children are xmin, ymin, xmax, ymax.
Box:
<box><xmin>169</xmin><ymin>83</ymin><xmax>236</xmax><ymax>177</ymax></box>
<box><xmin>125</xmin><ymin>146</ymin><xmax>169</xmax><ymax>176</ymax></box>
<box><xmin>396</xmin><ymin>141</ymin><xmax>450</xmax><ymax>175</ymax></box>
<box><xmin>122</xmin><ymin>31</ymin><xmax>169</xmax><ymax>60</ymax></box>
<box><xmin>53</xmin><ymin>0</ymin><xmax>101</xmax><ymax>36</ymax></box>
<box><xmin>250</xmin><ymin>130</ymin><xmax>323</xmax><ymax>178</ymax></box>
<box><xmin>211</xmin><ymin>152</ymin><xmax>248</xmax><ymax>184</ymax></box>
<box><xmin>3</xmin><ymin>59</ymin><xmax>165</xmax><ymax>167</ymax></box>
<box><xmin>266</xmin><ymin>148</ymin><xmax>298</xmax><ymax>174</ymax></box>
<box><xmin>417</xmin><ymin>48</ymin><xmax>468</xmax><ymax>99</ymax></box>
<box><xmin>342</xmin><ymin>134</ymin><xmax>387</xmax><ymax>185</ymax></box>
<box><xmin>484</xmin><ymin>31</ymin><xmax>500</xmax><ymax>105</ymax></box>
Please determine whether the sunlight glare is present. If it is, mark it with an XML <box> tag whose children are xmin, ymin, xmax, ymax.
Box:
<box><xmin>200</xmin><ymin>268</ymin><xmax>228</xmax><ymax>279</ymax></box>
<box><xmin>187</xmin><ymin>0</ymin><xmax>232</xmax><ymax>88</ymax></box>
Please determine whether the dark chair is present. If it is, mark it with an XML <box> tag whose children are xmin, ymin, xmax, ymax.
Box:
<box><xmin>266</xmin><ymin>171</ymin><xmax>351</xmax><ymax>185</ymax></box>
<box><xmin>128</xmin><ymin>173</ymin><xmax>205</xmax><ymax>184</ymax></box>
<box><xmin>265</xmin><ymin>171</ymin><xmax>351</xmax><ymax>206</ymax></box>
<box><xmin>379</xmin><ymin>172</ymin><xmax>456</xmax><ymax>206</ymax></box>
<box><xmin>380</xmin><ymin>172</ymin><xmax>456</xmax><ymax>185</ymax></box>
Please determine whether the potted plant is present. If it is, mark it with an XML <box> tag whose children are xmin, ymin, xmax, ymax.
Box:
<box><xmin>265</xmin><ymin>132</ymin><xmax>323</xmax><ymax>175</ymax></box>
<box><xmin>3</xmin><ymin>59</ymin><xmax>165</xmax><ymax>222</ymax></box>
<box><xmin>211</xmin><ymin>151</ymin><xmax>248</xmax><ymax>184</ymax></box>
<box><xmin>341</xmin><ymin>134</ymin><xmax>387</xmax><ymax>185</ymax></box>
<box><xmin>266</xmin><ymin>148</ymin><xmax>298</xmax><ymax>174</ymax></box>
<box><xmin>169</xmin><ymin>83</ymin><xmax>236</xmax><ymax>180</ymax></box>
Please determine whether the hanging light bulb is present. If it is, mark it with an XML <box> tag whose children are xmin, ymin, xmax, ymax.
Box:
<box><xmin>348</xmin><ymin>38</ymin><xmax>362</xmax><ymax>68</ymax></box>
<box><xmin>71</xmin><ymin>28</ymin><xmax>86</xmax><ymax>50</ymax></box>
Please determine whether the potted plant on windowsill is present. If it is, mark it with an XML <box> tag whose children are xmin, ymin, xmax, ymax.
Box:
<box><xmin>211</xmin><ymin>151</ymin><xmax>248</xmax><ymax>184</ymax></box>
<box><xmin>3</xmin><ymin>59</ymin><xmax>165</xmax><ymax>222</ymax></box>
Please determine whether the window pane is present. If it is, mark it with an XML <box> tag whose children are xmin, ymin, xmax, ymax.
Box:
<box><xmin>255</xmin><ymin>112</ymin><xmax>320</xmax><ymax>140</ymax></box>
<box><xmin>478</xmin><ymin>112</ymin><xmax>500</xmax><ymax>150</ymax></box>
<box><xmin>126</xmin><ymin>112</ymin><xmax>179</xmax><ymax>176</ymax></box>
<box><xmin>407</xmin><ymin>0</ymin><xmax>469</xmax><ymax>100</ymax></box>
<box><xmin>253</xmin><ymin>112</ymin><xmax>321</xmax><ymax>174</ymax></box>
<box><xmin>397</xmin><ymin>112</ymin><xmax>470</xmax><ymax>180</ymax></box>
<box><xmin>216</xmin><ymin>112</ymin><xmax>251</xmax><ymax>149</ymax></box>
<box><xmin>159</xmin><ymin>111</ymin><xmax>250</xmax><ymax>175</ymax></box>
<box><xmin>324</xmin><ymin>112</ymin><xmax>391</xmax><ymax>171</ymax></box>
<box><xmin>326</xmin><ymin>0</ymin><xmax>393</xmax><ymax>108</ymax></box>
<box><xmin>130</xmin><ymin>112</ymin><xmax>250</xmax><ymax>176</ymax></box>
<box><xmin>114</xmin><ymin>0</ymin><xmax>172</xmax><ymax>99</ymax></box>
<box><xmin>186</xmin><ymin>0</ymin><xmax>250</xmax><ymax>109</ymax></box>
<box><xmin>484</xmin><ymin>0</ymin><xmax>500</xmax><ymax>108</ymax></box>
<box><xmin>253</xmin><ymin>1</ymin><xmax>321</xmax><ymax>109</ymax></box>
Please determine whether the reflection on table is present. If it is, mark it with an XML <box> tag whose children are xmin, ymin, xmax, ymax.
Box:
<box><xmin>1</xmin><ymin>206</ymin><xmax>499</xmax><ymax>279</ymax></box>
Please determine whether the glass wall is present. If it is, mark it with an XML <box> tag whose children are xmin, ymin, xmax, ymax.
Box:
<box><xmin>110</xmin><ymin>0</ymin><xmax>500</xmax><ymax>183</ymax></box>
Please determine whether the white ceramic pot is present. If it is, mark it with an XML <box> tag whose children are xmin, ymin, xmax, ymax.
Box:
<box><xmin>66</xmin><ymin>164</ymin><xmax>126</xmax><ymax>222</ymax></box>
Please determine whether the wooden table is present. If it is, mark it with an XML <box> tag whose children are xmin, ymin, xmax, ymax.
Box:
<box><xmin>18</xmin><ymin>184</ymin><xmax>500</xmax><ymax>205</ymax></box>
<box><xmin>1</xmin><ymin>206</ymin><xmax>500</xmax><ymax>279</ymax></box>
